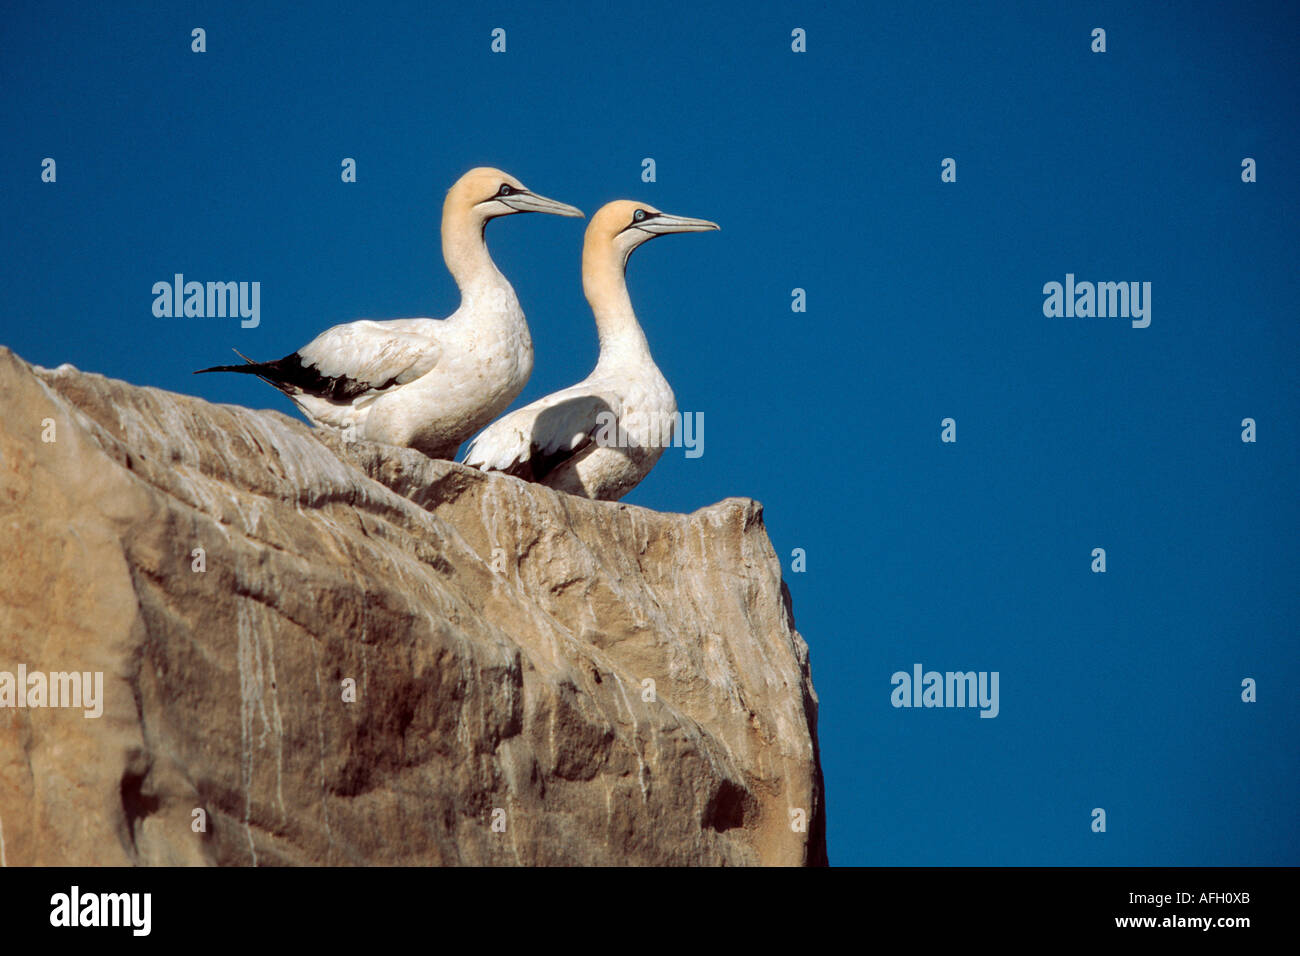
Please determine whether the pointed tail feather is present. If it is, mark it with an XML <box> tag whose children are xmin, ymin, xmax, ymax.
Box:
<box><xmin>194</xmin><ymin>347</ymin><xmax>265</xmax><ymax>375</ymax></box>
<box><xmin>193</xmin><ymin>363</ymin><xmax>261</xmax><ymax>374</ymax></box>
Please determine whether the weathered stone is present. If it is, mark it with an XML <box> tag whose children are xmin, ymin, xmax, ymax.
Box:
<box><xmin>0</xmin><ymin>347</ymin><xmax>825</xmax><ymax>865</ymax></box>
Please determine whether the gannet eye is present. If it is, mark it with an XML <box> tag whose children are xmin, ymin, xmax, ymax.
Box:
<box><xmin>633</xmin><ymin>209</ymin><xmax>647</xmax><ymax>222</ymax></box>
<box><xmin>498</xmin><ymin>184</ymin><xmax>513</xmax><ymax>197</ymax></box>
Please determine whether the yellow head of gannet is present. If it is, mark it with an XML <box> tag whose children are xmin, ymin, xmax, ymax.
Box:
<box><xmin>444</xmin><ymin>166</ymin><xmax>584</xmax><ymax>223</ymax></box>
<box><xmin>582</xmin><ymin>199</ymin><xmax>719</xmax><ymax>273</ymax></box>
<box><xmin>580</xmin><ymin>201</ymin><xmax>718</xmax><ymax>352</ymax></box>
<box><xmin>437</xmin><ymin>167</ymin><xmax>584</xmax><ymax>286</ymax></box>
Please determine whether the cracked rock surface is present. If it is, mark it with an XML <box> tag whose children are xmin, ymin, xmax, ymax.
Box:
<box><xmin>0</xmin><ymin>348</ymin><xmax>826</xmax><ymax>865</ymax></box>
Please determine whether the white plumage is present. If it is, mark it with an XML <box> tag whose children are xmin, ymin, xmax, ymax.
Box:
<box><xmin>197</xmin><ymin>167</ymin><xmax>583</xmax><ymax>460</ymax></box>
<box><xmin>462</xmin><ymin>200</ymin><xmax>718</xmax><ymax>500</ymax></box>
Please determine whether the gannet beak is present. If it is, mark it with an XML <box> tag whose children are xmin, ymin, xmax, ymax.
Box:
<box><xmin>635</xmin><ymin>213</ymin><xmax>720</xmax><ymax>235</ymax></box>
<box><xmin>500</xmin><ymin>190</ymin><xmax>585</xmax><ymax>218</ymax></box>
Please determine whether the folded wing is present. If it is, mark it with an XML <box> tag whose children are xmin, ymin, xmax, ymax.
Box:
<box><xmin>463</xmin><ymin>391</ymin><xmax>619</xmax><ymax>481</ymax></box>
<box><xmin>289</xmin><ymin>320</ymin><xmax>441</xmax><ymax>403</ymax></box>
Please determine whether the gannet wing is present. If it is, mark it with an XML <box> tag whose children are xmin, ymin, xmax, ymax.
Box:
<box><xmin>292</xmin><ymin>321</ymin><xmax>442</xmax><ymax>402</ymax></box>
<box><xmin>463</xmin><ymin>391</ymin><xmax>618</xmax><ymax>481</ymax></box>
<box><xmin>196</xmin><ymin>320</ymin><xmax>442</xmax><ymax>405</ymax></box>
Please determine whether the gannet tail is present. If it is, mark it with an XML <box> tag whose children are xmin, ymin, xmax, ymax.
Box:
<box><xmin>194</xmin><ymin>348</ymin><xmax>302</xmax><ymax>398</ymax></box>
<box><xmin>194</xmin><ymin>348</ymin><xmax>264</xmax><ymax>375</ymax></box>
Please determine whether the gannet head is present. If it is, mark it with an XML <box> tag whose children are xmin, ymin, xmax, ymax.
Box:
<box><xmin>446</xmin><ymin>167</ymin><xmax>584</xmax><ymax>222</ymax></box>
<box><xmin>586</xmin><ymin>200</ymin><xmax>719</xmax><ymax>268</ymax></box>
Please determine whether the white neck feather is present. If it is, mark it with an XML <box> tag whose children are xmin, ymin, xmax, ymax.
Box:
<box><xmin>442</xmin><ymin>202</ymin><xmax>507</xmax><ymax>303</ymax></box>
<box><xmin>584</xmin><ymin>241</ymin><xmax>651</xmax><ymax>364</ymax></box>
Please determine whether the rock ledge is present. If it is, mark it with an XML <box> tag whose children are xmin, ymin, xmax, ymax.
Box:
<box><xmin>0</xmin><ymin>348</ymin><xmax>826</xmax><ymax>866</ymax></box>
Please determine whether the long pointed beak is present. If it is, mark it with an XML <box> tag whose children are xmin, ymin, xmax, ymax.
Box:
<box><xmin>503</xmin><ymin>190</ymin><xmax>585</xmax><ymax>218</ymax></box>
<box><xmin>638</xmin><ymin>213</ymin><xmax>720</xmax><ymax>235</ymax></box>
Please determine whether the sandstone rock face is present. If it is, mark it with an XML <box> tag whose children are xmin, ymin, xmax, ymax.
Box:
<box><xmin>0</xmin><ymin>348</ymin><xmax>825</xmax><ymax>866</ymax></box>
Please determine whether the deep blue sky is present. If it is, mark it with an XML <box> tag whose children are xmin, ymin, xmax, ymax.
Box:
<box><xmin>3</xmin><ymin>1</ymin><xmax>1296</xmax><ymax>865</ymax></box>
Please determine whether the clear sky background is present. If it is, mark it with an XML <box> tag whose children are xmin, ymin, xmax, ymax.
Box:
<box><xmin>2</xmin><ymin>1</ymin><xmax>1296</xmax><ymax>865</ymax></box>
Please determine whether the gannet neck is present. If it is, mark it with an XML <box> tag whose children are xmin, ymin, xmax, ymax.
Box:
<box><xmin>583</xmin><ymin>241</ymin><xmax>651</xmax><ymax>359</ymax></box>
<box><xmin>441</xmin><ymin>199</ymin><xmax>502</xmax><ymax>297</ymax></box>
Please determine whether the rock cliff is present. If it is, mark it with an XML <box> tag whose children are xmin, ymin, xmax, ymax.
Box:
<box><xmin>0</xmin><ymin>347</ymin><xmax>826</xmax><ymax>866</ymax></box>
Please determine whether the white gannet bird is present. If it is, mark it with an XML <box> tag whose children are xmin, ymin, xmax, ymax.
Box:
<box><xmin>461</xmin><ymin>200</ymin><xmax>718</xmax><ymax>500</ymax></box>
<box><xmin>196</xmin><ymin>167</ymin><xmax>583</xmax><ymax>459</ymax></box>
